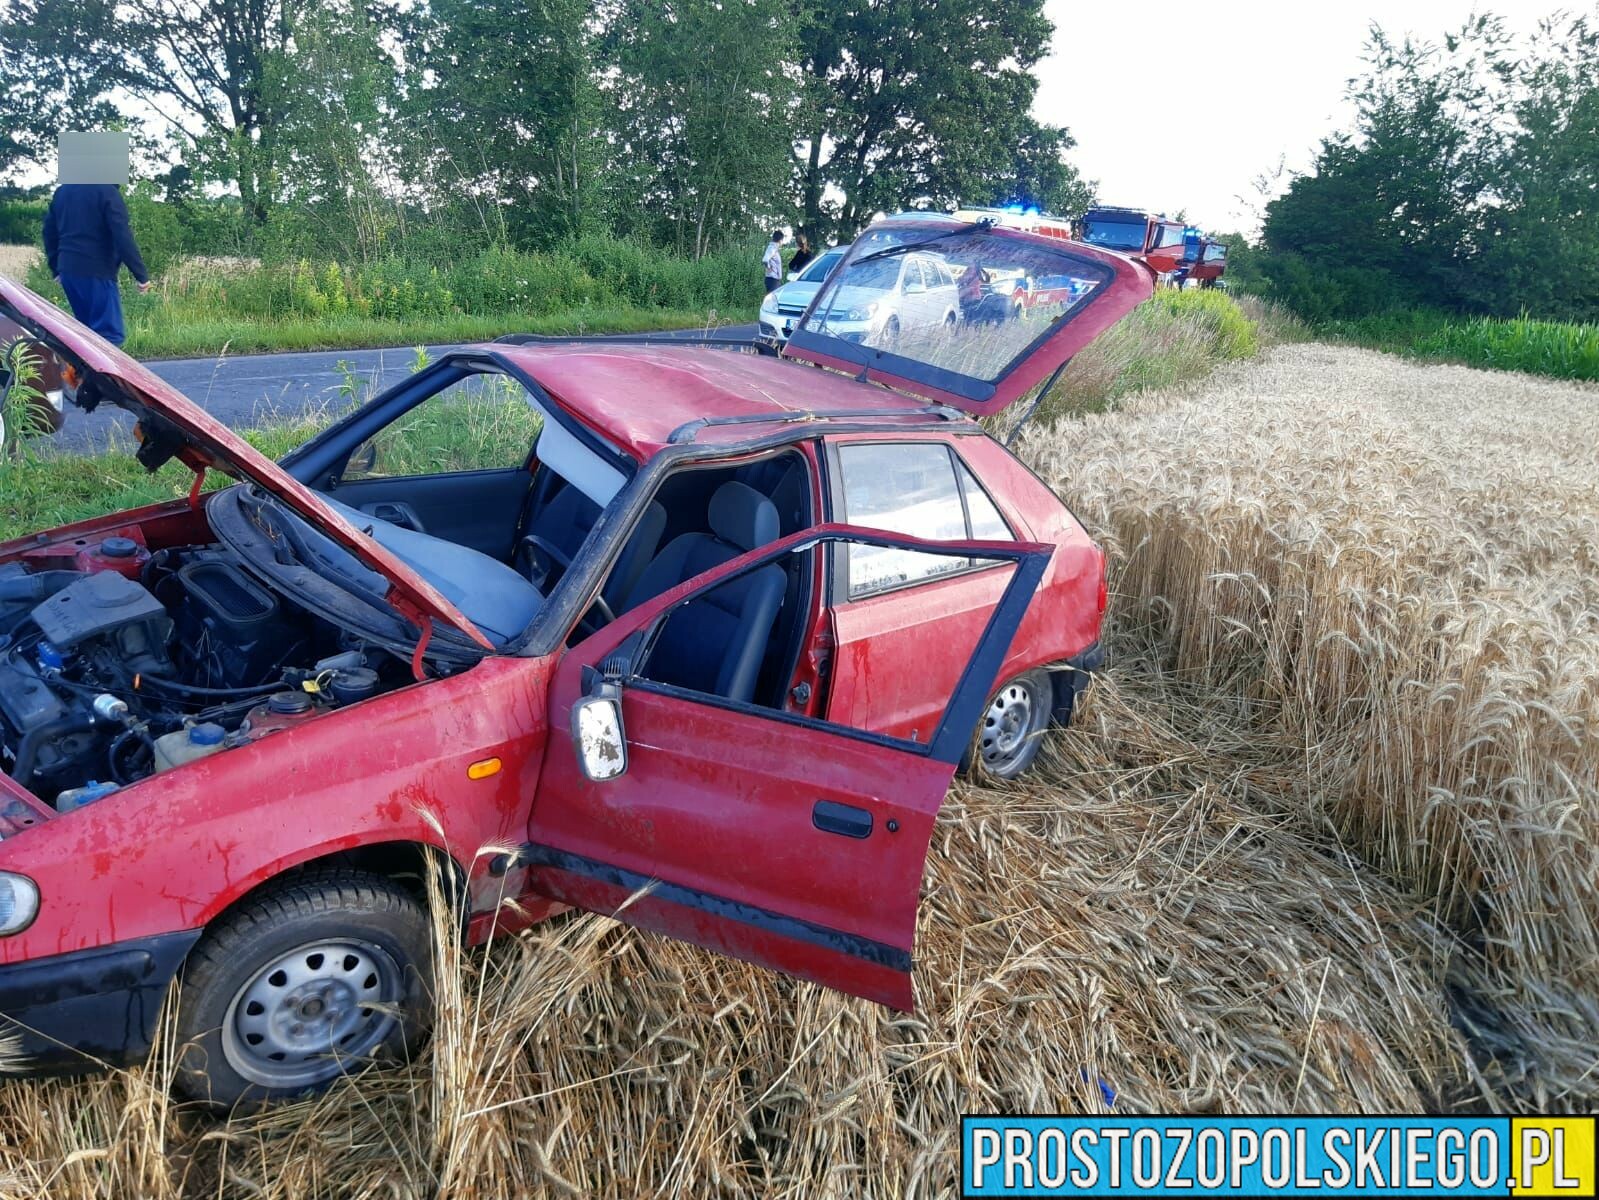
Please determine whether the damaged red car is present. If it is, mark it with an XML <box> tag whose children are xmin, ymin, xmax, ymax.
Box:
<box><xmin>0</xmin><ymin>216</ymin><xmax>1152</xmax><ymax>1106</ymax></box>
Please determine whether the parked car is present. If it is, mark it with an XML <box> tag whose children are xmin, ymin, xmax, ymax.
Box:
<box><xmin>758</xmin><ymin>244</ymin><xmax>848</xmax><ymax>344</ymax></box>
<box><xmin>0</xmin><ymin>316</ymin><xmax>67</xmax><ymax>445</ymax></box>
<box><xmin>0</xmin><ymin>216</ymin><xmax>1153</xmax><ymax>1106</ymax></box>
<box><xmin>805</xmin><ymin>249</ymin><xmax>962</xmax><ymax>347</ymax></box>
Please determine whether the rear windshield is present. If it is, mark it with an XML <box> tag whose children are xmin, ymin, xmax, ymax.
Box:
<box><xmin>792</xmin><ymin>223</ymin><xmax>1114</xmax><ymax>391</ymax></box>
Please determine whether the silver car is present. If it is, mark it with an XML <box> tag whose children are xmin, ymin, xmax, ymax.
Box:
<box><xmin>758</xmin><ymin>246</ymin><xmax>848</xmax><ymax>345</ymax></box>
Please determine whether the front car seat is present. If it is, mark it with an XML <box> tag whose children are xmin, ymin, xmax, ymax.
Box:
<box><xmin>626</xmin><ymin>481</ymin><xmax>784</xmax><ymax>704</ymax></box>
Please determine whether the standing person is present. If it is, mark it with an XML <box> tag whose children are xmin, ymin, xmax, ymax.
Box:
<box><xmin>42</xmin><ymin>183</ymin><xmax>150</xmax><ymax>347</ymax></box>
<box><xmin>762</xmin><ymin>229</ymin><xmax>786</xmax><ymax>295</ymax></box>
<box><xmin>788</xmin><ymin>233</ymin><xmax>815</xmax><ymax>274</ymax></box>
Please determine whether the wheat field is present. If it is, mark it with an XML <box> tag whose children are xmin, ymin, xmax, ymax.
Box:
<box><xmin>1</xmin><ymin>342</ymin><xmax>1595</xmax><ymax>1197</ymax></box>
<box><xmin>0</xmin><ymin>246</ymin><xmax>39</xmax><ymax>284</ymax></box>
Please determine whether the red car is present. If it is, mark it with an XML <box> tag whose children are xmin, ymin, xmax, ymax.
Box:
<box><xmin>0</xmin><ymin>217</ymin><xmax>1152</xmax><ymax>1106</ymax></box>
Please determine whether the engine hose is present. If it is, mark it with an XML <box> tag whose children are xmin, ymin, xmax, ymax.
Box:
<box><xmin>108</xmin><ymin>727</ymin><xmax>156</xmax><ymax>785</ymax></box>
<box><xmin>0</xmin><ymin>571</ymin><xmax>81</xmax><ymax>604</ymax></box>
<box><xmin>11</xmin><ymin>714</ymin><xmax>96</xmax><ymax>789</ymax></box>
<box><xmin>134</xmin><ymin>673</ymin><xmax>284</xmax><ymax>699</ymax></box>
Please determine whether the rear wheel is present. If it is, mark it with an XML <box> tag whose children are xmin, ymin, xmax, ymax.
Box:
<box><xmin>174</xmin><ymin>869</ymin><xmax>433</xmax><ymax>1108</ymax></box>
<box><xmin>966</xmin><ymin>669</ymin><xmax>1052</xmax><ymax>780</ymax></box>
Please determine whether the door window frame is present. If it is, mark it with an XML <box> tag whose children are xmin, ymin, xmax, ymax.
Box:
<box><xmin>569</xmin><ymin>524</ymin><xmax>1050</xmax><ymax>767</ymax></box>
<box><xmin>822</xmin><ymin>436</ymin><xmax>1019</xmax><ymax>605</ymax></box>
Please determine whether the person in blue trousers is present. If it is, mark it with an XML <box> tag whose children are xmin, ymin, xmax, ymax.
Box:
<box><xmin>42</xmin><ymin>183</ymin><xmax>151</xmax><ymax>346</ymax></box>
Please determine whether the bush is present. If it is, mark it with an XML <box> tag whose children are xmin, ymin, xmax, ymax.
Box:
<box><xmin>0</xmin><ymin>197</ymin><xmax>46</xmax><ymax>245</ymax></box>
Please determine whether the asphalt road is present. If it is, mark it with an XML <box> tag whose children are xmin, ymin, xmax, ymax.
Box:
<box><xmin>53</xmin><ymin>322</ymin><xmax>759</xmax><ymax>453</ymax></box>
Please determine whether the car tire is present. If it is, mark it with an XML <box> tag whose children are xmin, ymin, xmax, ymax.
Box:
<box><xmin>963</xmin><ymin>669</ymin><xmax>1053</xmax><ymax>781</ymax></box>
<box><xmin>173</xmin><ymin>869</ymin><xmax>433</xmax><ymax>1109</ymax></box>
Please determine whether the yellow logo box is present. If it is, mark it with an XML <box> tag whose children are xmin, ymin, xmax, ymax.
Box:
<box><xmin>1512</xmin><ymin>1118</ymin><xmax>1596</xmax><ymax>1197</ymax></box>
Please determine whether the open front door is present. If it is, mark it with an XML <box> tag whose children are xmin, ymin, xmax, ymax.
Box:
<box><xmin>522</xmin><ymin>525</ymin><xmax>1049</xmax><ymax>1009</ymax></box>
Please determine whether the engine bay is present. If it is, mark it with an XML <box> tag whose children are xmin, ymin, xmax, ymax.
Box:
<box><xmin>0</xmin><ymin>526</ymin><xmax>412</xmax><ymax>811</ymax></box>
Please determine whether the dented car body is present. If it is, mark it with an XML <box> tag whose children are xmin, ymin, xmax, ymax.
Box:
<box><xmin>0</xmin><ymin>216</ymin><xmax>1152</xmax><ymax>1104</ymax></box>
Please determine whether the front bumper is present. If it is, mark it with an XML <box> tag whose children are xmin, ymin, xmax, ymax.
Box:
<box><xmin>0</xmin><ymin>929</ymin><xmax>201</xmax><ymax>1075</ymax></box>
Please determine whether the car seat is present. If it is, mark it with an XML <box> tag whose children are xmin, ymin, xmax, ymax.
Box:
<box><xmin>626</xmin><ymin>481</ymin><xmax>784</xmax><ymax>704</ymax></box>
<box><xmin>521</xmin><ymin>483</ymin><xmax>665</xmax><ymax>608</ymax></box>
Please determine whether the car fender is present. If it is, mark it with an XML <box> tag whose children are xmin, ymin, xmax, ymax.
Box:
<box><xmin>0</xmin><ymin>655</ymin><xmax>553</xmax><ymax>966</ymax></box>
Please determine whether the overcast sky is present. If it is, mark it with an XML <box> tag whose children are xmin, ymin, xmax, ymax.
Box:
<box><xmin>1034</xmin><ymin>0</ymin><xmax>1544</xmax><ymax>234</ymax></box>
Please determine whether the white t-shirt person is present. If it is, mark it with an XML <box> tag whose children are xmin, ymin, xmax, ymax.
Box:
<box><xmin>762</xmin><ymin>232</ymin><xmax>785</xmax><ymax>292</ymax></box>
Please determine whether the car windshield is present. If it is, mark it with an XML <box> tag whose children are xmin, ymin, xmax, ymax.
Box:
<box><xmin>796</xmin><ymin>223</ymin><xmax>1113</xmax><ymax>384</ymax></box>
<box><xmin>799</xmin><ymin>249</ymin><xmax>845</xmax><ymax>282</ymax></box>
<box><xmin>1080</xmin><ymin>219</ymin><xmax>1147</xmax><ymax>251</ymax></box>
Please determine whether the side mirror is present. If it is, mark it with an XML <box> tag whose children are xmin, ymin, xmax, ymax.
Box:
<box><xmin>572</xmin><ymin>680</ymin><xmax>628</xmax><ymax>782</ymax></box>
<box><xmin>346</xmin><ymin>440</ymin><xmax>378</xmax><ymax>477</ymax></box>
<box><xmin>787</xmin><ymin>271</ymin><xmax>801</xmax><ymax>282</ymax></box>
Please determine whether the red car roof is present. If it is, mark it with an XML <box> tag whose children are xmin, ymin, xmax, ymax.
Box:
<box><xmin>487</xmin><ymin>341</ymin><xmax>950</xmax><ymax>460</ymax></box>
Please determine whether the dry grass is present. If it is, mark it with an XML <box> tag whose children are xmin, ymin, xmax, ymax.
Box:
<box><xmin>1026</xmin><ymin>342</ymin><xmax>1599</xmax><ymax>1109</ymax></box>
<box><xmin>2</xmin><ymin>340</ymin><xmax>1594</xmax><ymax>1195</ymax></box>
<box><xmin>0</xmin><ymin>246</ymin><xmax>39</xmax><ymax>283</ymax></box>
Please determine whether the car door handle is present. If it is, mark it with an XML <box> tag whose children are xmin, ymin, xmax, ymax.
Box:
<box><xmin>812</xmin><ymin>800</ymin><xmax>872</xmax><ymax>840</ymax></box>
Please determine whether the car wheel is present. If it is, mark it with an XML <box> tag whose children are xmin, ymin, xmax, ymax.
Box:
<box><xmin>966</xmin><ymin>669</ymin><xmax>1052</xmax><ymax>781</ymax></box>
<box><xmin>174</xmin><ymin>869</ymin><xmax>433</xmax><ymax>1108</ymax></box>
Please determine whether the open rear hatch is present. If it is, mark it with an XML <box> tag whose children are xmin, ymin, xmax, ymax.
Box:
<box><xmin>0</xmin><ymin>278</ymin><xmax>493</xmax><ymax>650</ymax></box>
<box><xmin>781</xmin><ymin>214</ymin><xmax>1154</xmax><ymax>416</ymax></box>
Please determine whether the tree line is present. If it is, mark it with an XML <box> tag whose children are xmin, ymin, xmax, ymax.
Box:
<box><xmin>0</xmin><ymin>0</ymin><xmax>1092</xmax><ymax>263</ymax></box>
<box><xmin>1249</xmin><ymin>9</ymin><xmax>1599</xmax><ymax>324</ymax></box>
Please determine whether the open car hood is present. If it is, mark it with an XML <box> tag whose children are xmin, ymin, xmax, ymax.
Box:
<box><xmin>781</xmin><ymin>214</ymin><xmax>1154</xmax><ymax>416</ymax></box>
<box><xmin>0</xmin><ymin>278</ymin><xmax>494</xmax><ymax>650</ymax></box>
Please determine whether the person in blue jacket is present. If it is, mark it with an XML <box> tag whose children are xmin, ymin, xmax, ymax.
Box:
<box><xmin>42</xmin><ymin>184</ymin><xmax>151</xmax><ymax>346</ymax></box>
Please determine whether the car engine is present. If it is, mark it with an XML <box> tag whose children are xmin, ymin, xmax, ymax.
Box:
<box><xmin>0</xmin><ymin>536</ymin><xmax>404</xmax><ymax>810</ymax></box>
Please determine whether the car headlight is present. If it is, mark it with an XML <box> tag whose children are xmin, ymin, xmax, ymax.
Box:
<box><xmin>760</xmin><ymin>291</ymin><xmax>780</xmax><ymax>314</ymax></box>
<box><xmin>846</xmin><ymin>301</ymin><xmax>879</xmax><ymax>322</ymax></box>
<box><xmin>0</xmin><ymin>872</ymin><xmax>39</xmax><ymax>935</ymax></box>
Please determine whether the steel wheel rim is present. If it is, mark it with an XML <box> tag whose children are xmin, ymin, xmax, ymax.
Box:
<box><xmin>221</xmin><ymin>939</ymin><xmax>403</xmax><ymax>1089</ymax></box>
<box><xmin>979</xmin><ymin>680</ymin><xmax>1044</xmax><ymax>773</ymax></box>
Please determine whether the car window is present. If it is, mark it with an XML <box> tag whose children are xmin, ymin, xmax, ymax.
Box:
<box><xmin>955</xmin><ymin>455</ymin><xmax>1012</xmax><ymax>540</ymax></box>
<box><xmin>800</xmin><ymin>249</ymin><xmax>844</xmax><ymax>282</ymax></box>
<box><xmin>1080</xmin><ymin>219</ymin><xmax>1147</xmax><ymax>251</ymax></box>
<box><xmin>343</xmin><ymin>371</ymin><xmax>542</xmax><ymax>481</ymax></box>
<box><xmin>837</xmin><ymin>442</ymin><xmax>1010</xmax><ymax>598</ymax></box>
<box><xmin>1154</xmin><ymin>224</ymin><xmax>1188</xmax><ymax>249</ymax></box>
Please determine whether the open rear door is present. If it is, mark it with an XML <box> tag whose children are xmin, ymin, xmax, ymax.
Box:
<box><xmin>782</xmin><ymin>214</ymin><xmax>1153</xmax><ymax>416</ymax></box>
<box><xmin>522</xmin><ymin>525</ymin><xmax>1049</xmax><ymax>1009</ymax></box>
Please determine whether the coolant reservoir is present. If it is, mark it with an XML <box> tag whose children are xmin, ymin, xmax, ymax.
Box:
<box><xmin>152</xmin><ymin>722</ymin><xmax>227</xmax><ymax>773</ymax></box>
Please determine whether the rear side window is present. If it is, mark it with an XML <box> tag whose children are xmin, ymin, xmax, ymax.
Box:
<box><xmin>836</xmin><ymin>442</ymin><xmax>1012</xmax><ymax>598</ymax></box>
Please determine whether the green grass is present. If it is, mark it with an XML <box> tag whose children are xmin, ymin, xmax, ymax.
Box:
<box><xmin>19</xmin><ymin>233</ymin><xmax>766</xmax><ymax>357</ymax></box>
<box><xmin>1024</xmin><ymin>289</ymin><xmax>1301</xmax><ymax>424</ymax></box>
<box><xmin>122</xmin><ymin>306</ymin><xmax>752</xmax><ymax>359</ymax></box>
<box><xmin>1320</xmin><ymin>309</ymin><xmax>1599</xmax><ymax>381</ymax></box>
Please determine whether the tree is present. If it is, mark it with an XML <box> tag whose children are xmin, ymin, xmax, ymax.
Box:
<box><xmin>792</xmin><ymin>0</ymin><xmax>1073</xmax><ymax>238</ymax></box>
<box><xmin>0</xmin><ymin>3</ymin><xmax>121</xmax><ymax>184</ymax></box>
<box><xmin>1</xmin><ymin>0</ymin><xmax>311</xmax><ymax>225</ymax></box>
<box><xmin>402</xmin><ymin>0</ymin><xmax>597</xmax><ymax>249</ymax></box>
<box><xmin>268</xmin><ymin>0</ymin><xmax>404</xmax><ymax>261</ymax></box>
<box><xmin>598</xmin><ymin>0</ymin><xmax>800</xmax><ymax>256</ymax></box>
